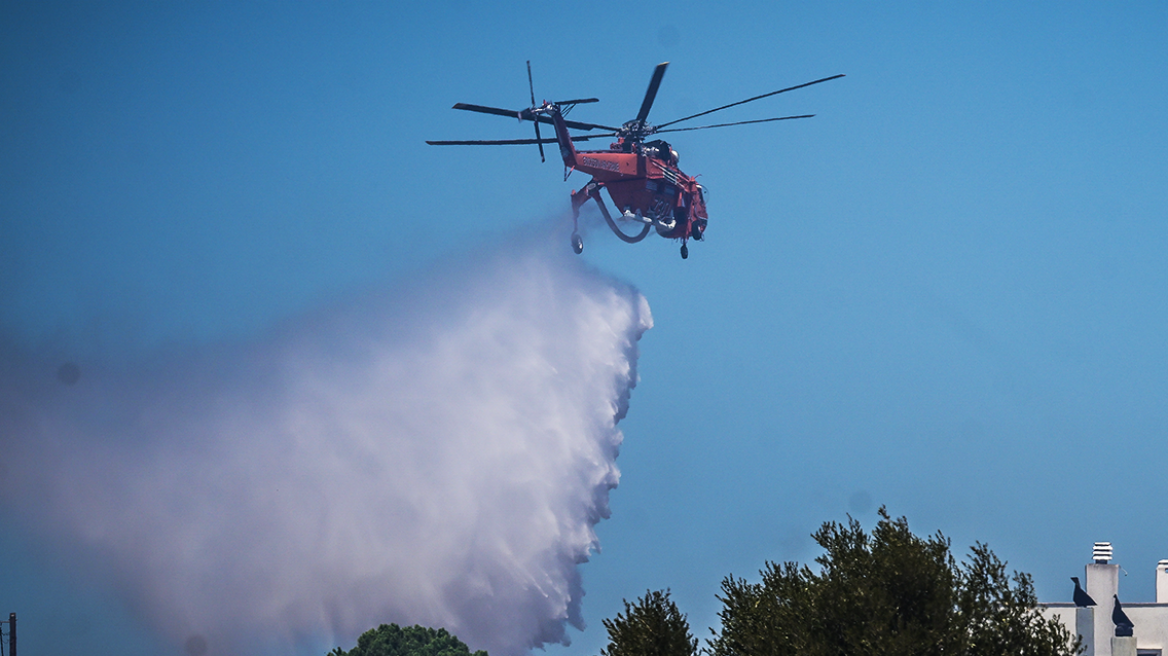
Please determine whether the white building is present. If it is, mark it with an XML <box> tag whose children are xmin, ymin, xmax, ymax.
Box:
<box><xmin>1042</xmin><ymin>543</ymin><xmax>1168</xmax><ymax>656</ymax></box>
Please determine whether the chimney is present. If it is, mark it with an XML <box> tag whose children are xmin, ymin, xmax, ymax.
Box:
<box><xmin>1087</xmin><ymin>543</ymin><xmax>1120</xmax><ymax>656</ymax></box>
<box><xmin>1158</xmin><ymin>559</ymin><xmax>1168</xmax><ymax>604</ymax></box>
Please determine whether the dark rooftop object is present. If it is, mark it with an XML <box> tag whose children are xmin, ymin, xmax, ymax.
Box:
<box><xmin>1072</xmin><ymin>577</ymin><xmax>1096</xmax><ymax>607</ymax></box>
<box><xmin>1112</xmin><ymin>595</ymin><xmax>1134</xmax><ymax>637</ymax></box>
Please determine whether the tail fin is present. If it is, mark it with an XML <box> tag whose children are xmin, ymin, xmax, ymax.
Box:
<box><xmin>547</xmin><ymin>104</ymin><xmax>578</xmax><ymax>169</ymax></box>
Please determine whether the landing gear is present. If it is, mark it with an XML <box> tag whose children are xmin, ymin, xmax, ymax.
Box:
<box><xmin>680</xmin><ymin>243</ymin><xmax>689</xmax><ymax>259</ymax></box>
<box><xmin>571</xmin><ymin>233</ymin><xmax>584</xmax><ymax>254</ymax></box>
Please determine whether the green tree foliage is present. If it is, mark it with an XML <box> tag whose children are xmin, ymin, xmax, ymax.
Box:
<box><xmin>709</xmin><ymin>508</ymin><xmax>1080</xmax><ymax>656</ymax></box>
<box><xmin>600</xmin><ymin>589</ymin><xmax>699</xmax><ymax>656</ymax></box>
<box><xmin>328</xmin><ymin>624</ymin><xmax>488</xmax><ymax>656</ymax></box>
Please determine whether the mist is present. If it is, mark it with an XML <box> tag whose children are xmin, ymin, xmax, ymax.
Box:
<box><xmin>0</xmin><ymin>232</ymin><xmax>651</xmax><ymax>656</ymax></box>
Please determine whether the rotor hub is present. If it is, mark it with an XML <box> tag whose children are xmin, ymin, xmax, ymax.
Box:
<box><xmin>619</xmin><ymin>119</ymin><xmax>654</xmax><ymax>142</ymax></box>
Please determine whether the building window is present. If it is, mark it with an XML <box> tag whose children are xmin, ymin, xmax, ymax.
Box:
<box><xmin>1137</xmin><ymin>650</ymin><xmax>1161</xmax><ymax>656</ymax></box>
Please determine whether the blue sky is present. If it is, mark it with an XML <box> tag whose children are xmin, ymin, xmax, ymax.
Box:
<box><xmin>3</xmin><ymin>2</ymin><xmax>1167</xmax><ymax>655</ymax></box>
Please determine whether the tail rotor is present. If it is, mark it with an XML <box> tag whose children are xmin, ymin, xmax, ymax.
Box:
<box><xmin>527</xmin><ymin>61</ymin><xmax>545</xmax><ymax>163</ymax></box>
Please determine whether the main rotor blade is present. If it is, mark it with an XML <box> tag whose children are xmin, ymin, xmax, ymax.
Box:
<box><xmin>427</xmin><ymin>133</ymin><xmax>616</xmax><ymax>146</ymax></box>
<box><xmin>554</xmin><ymin>98</ymin><xmax>599</xmax><ymax>105</ymax></box>
<box><xmin>569</xmin><ymin>132</ymin><xmax>619</xmax><ymax>141</ymax></box>
<box><xmin>556</xmin><ymin>116</ymin><xmax>621</xmax><ymax>132</ymax></box>
<box><xmin>654</xmin><ymin>114</ymin><xmax>815</xmax><ymax>134</ymax></box>
<box><xmin>453</xmin><ymin>103</ymin><xmax>524</xmax><ymax>119</ymax></box>
<box><xmin>427</xmin><ymin>138</ymin><xmax>561</xmax><ymax>146</ymax></box>
<box><xmin>636</xmin><ymin>62</ymin><xmax>669</xmax><ymax>123</ymax></box>
<box><xmin>655</xmin><ymin>73</ymin><xmax>844</xmax><ymax>129</ymax></box>
<box><xmin>452</xmin><ymin>103</ymin><xmax>618</xmax><ymax>132</ymax></box>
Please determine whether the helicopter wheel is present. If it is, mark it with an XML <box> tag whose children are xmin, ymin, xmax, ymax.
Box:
<box><xmin>571</xmin><ymin>233</ymin><xmax>584</xmax><ymax>254</ymax></box>
<box><xmin>680</xmin><ymin>243</ymin><xmax>689</xmax><ymax>259</ymax></box>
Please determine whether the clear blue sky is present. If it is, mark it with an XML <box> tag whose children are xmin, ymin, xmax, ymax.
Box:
<box><xmin>3</xmin><ymin>2</ymin><xmax>1167</xmax><ymax>655</ymax></box>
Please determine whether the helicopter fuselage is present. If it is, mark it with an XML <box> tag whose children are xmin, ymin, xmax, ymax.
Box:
<box><xmin>572</xmin><ymin>147</ymin><xmax>707</xmax><ymax>241</ymax></box>
<box><xmin>543</xmin><ymin>103</ymin><xmax>707</xmax><ymax>247</ymax></box>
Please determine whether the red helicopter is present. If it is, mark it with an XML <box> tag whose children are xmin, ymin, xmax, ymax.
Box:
<box><xmin>428</xmin><ymin>62</ymin><xmax>843</xmax><ymax>259</ymax></box>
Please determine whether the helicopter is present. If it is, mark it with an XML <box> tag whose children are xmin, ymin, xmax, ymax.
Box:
<box><xmin>427</xmin><ymin>62</ymin><xmax>843</xmax><ymax>259</ymax></box>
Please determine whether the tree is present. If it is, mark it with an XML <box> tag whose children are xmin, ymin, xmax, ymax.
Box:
<box><xmin>708</xmin><ymin>507</ymin><xmax>1080</xmax><ymax>656</ymax></box>
<box><xmin>328</xmin><ymin>624</ymin><xmax>488</xmax><ymax>656</ymax></box>
<box><xmin>600</xmin><ymin>589</ymin><xmax>699</xmax><ymax>656</ymax></box>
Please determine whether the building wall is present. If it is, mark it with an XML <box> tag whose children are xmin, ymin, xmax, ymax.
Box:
<box><xmin>1124</xmin><ymin>606</ymin><xmax>1168</xmax><ymax>654</ymax></box>
<box><xmin>1041</xmin><ymin>557</ymin><xmax>1168</xmax><ymax>656</ymax></box>
<box><xmin>1043</xmin><ymin>605</ymin><xmax>1094</xmax><ymax>655</ymax></box>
